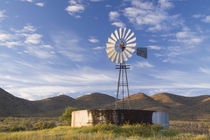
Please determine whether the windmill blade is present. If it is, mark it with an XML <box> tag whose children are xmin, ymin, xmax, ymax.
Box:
<box><xmin>126</xmin><ymin>43</ymin><xmax>136</xmax><ymax>47</ymax></box>
<box><xmin>125</xmin><ymin>32</ymin><xmax>134</xmax><ymax>41</ymax></box>
<box><xmin>122</xmin><ymin>52</ymin><xmax>128</xmax><ymax>62</ymax></box>
<box><xmin>111</xmin><ymin>33</ymin><xmax>117</xmax><ymax>41</ymax></box>
<box><xmin>115</xmin><ymin>52</ymin><xmax>119</xmax><ymax>64</ymax></box>
<box><xmin>106</xmin><ymin>47</ymin><xmax>115</xmax><ymax>54</ymax></box>
<box><xmin>119</xmin><ymin>53</ymin><xmax>123</xmax><ymax>63</ymax></box>
<box><xmin>108</xmin><ymin>37</ymin><xmax>116</xmax><ymax>44</ymax></box>
<box><xmin>106</xmin><ymin>43</ymin><xmax>115</xmax><ymax>48</ymax></box>
<box><xmin>119</xmin><ymin>28</ymin><xmax>122</xmax><ymax>39</ymax></box>
<box><xmin>122</xmin><ymin>28</ymin><xmax>126</xmax><ymax>39</ymax></box>
<box><xmin>126</xmin><ymin>47</ymin><xmax>135</xmax><ymax>53</ymax></box>
<box><xmin>107</xmin><ymin>50</ymin><xmax>116</xmax><ymax>58</ymax></box>
<box><xmin>124</xmin><ymin>49</ymin><xmax>132</xmax><ymax>58</ymax></box>
<box><xmin>126</xmin><ymin>37</ymin><xmax>136</xmax><ymax>44</ymax></box>
<box><xmin>124</xmin><ymin>29</ymin><xmax>131</xmax><ymax>40</ymax></box>
<box><xmin>114</xmin><ymin>29</ymin><xmax>119</xmax><ymax>40</ymax></box>
<box><xmin>111</xmin><ymin>51</ymin><xmax>117</xmax><ymax>62</ymax></box>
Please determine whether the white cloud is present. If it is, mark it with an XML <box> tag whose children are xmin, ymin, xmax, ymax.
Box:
<box><xmin>25</xmin><ymin>46</ymin><xmax>54</xmax><ymax>59</ymax></box>
<box><xmin>36</xmin><ymin>2</ymin><xmax>44</xmax><ymax>7</ymax></box>
<box><xmin>123</xmin><ymin>0</ymin><xmax>177</xmax><ymax>31</ymax></box>
<box><xmin>200</xmin><ymin>67</ymin><xmax>210</xmax><ymax>75</ymax></box>
<box><xmin>109</xmin><ymin>11</ymin><xmax>120</xmax><ymax>21</ymax></box>
<box><xmin>52</xmin><ymin>31</ymin><xmax>87</xmax><ymax>62</ymax></box>
<box><xmin>21</xmin><ymin>0</ymin><xmax>33</xmax><ymax>3</ymax></box>
<box><xmin>65</xmin><ymin>0</ymin><xmax>85</xmax><ymax>17</ymax></box>
<box><xmin>0</xmin><ymin>62</ymin><xmax>116</xmax><ymax>100</ymax></box>
<box><xmin>148</xmin><ymin>45</ymin><xmax>161</xmax><ymax>50</ymax></box>
<box><xmin>135</xmin><ymin>61</ymin><xmax>153</xmax><ymax>68</ymax></box>
<box><xmin>202</xmin><ymin>15</ymin><xmax>210</xmax><ymax>23</ymax></box>
<box><xmin>93</xmin><ymin>46</ymin><xmax>104</xmax><ymax>50</ymax></box>
<box><xmin>109</xmin><ymin>11</ymin><xmax>125</xmax><ymax>28</ymax></box>
<box><xmin>20</xmin><ymin>0</ymin><xmax>45</xmax><ymax>7</ymax></box>
<box><xmin>192</xmin><ymin>14</ymin><xmax>202</xmax><ymax>19</ymax></box>
<box><xmin>0</xmin><ymin>10</ymin><xmax>6</xmax><ymax>20</ymax></box>
<box><xmin>112</xmin><ymin>21</ymin><xmax>125</xmax><ymax>28</ymax></box>
<box><xmin>24</xmin><ymin>34</ymin><xmax>42</xmax><ymax>44</ymax></box>
<box><xmin>88</xmin><ymin>37</ymin><xmax>99</xmax><ymax>43</ymax></box>
<box><xmin>0</xmin><ymin>33</ymin><xmax>11</xmax><ymax>41</ymax></box>
<box><xmin>149</xmin><ymin>39</ymin><xmax>157</xmax><ymax>43</ymax></box>
<box><xmin>0</xmin><ymin>25</ymin><xmax>54</xmax><ymax>59</ymax></box>
<box><xmin>11</xmin><ymin>25</ymin><xmax>36</xmax><ymax>33</ymax></box>
<box><xmin>89</xmin><ymin>0</ymin><xmax>103</xmax><ymax>2</ymax></box>
<box><xmin>176</xmin><ymin>27</ymin><xmax>203</xmax><ymax>45</ymax></box>
<box><xmin>158</xmin><ymin>0</ymin><xmax>173</xmax><ymax>9</ymax></box>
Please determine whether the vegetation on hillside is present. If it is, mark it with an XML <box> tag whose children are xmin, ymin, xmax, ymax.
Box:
<box><xmin>59</xmin><ymin>107</ymin><xmax>78</xmax><ymax>125</ymax></box>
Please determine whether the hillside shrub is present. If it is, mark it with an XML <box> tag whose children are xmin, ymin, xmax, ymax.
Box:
<box><xmin>9</xmin><ymin>125</ymin><xmax>25</xmax><ymax>132</ymax></box>
<box><xmin>59</xmin><ymin>107</ymin><xmax>78</xmax><ymax>125</ymax></box>
<box><xmin>33</xmin><ymin>121</ymin><xmax>56</xmax><ymax>130</ymax></box>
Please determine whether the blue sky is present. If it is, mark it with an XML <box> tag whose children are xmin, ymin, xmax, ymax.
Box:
<box><xmin>1</xmin><ymin>0</ymin><xmax>210</xmax><ymax>100</ymax></box>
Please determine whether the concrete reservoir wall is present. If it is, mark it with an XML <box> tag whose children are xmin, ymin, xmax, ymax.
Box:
<box><xmin>71</xmin><ymin>109</ymin><xmax>169</xmax><ymax>128</ymax></box>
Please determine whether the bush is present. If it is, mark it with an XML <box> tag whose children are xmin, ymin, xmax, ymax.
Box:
<box><xmin>59</xmin><ymin>107</ymin><xmax>78</xmax><ymax>125</ymax></box>
<box><xmin>9</xmin><ymin>125</ymin><xmax>25</xmax><ymax>132</ymax></box>
<box><xmin>33</xmin><ymin>121</ymin><xmax>56</xmax><ymax>130</ymax></box>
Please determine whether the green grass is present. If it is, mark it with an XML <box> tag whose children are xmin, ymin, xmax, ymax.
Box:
<box><xmin>0</xmin><ymin>124</ymin><xmax>209</xmax><ymax>140</ymax></box>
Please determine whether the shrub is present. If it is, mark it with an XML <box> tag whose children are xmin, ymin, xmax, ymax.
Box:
<box><xmin>59</xmin><ymin>107</ymin><xmax>78</xmax><ymax>125</ymax></box>
<box><xmin>9</xmin><ymin>125</ymin><xmax>25</xmax><ymax>132</ymax></box>
<box><xmin>33</xmin><ymin>121</ymin><xmax>56</xmax><ymax>130</ymax></box>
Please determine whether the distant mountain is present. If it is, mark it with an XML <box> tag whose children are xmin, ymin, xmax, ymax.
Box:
<box><xmin>0</xmin><ymin>88</ymin><xmax>37</xmax><ymax>116</ymax></box>
<box><xmin>0</xmin><ymin>88</ymin><xmax>210</xmax><ymax>120</ymax></box>
<box><xmin>151</xmin><ymin>93</ymin><xmax>210</xmax><ymax>120</ymax></box>
<box><xmin>104</xmin><ymin>93</ymin><xmax>167</xmax><ymax>110</ymax></box>
<box><xmin>33</xmin><ymin>95</ymin><xmax>87</xmax><ymax>116</ymax></box>
<box><xmin>76</xmin><ymin>93</ymin><xmax>116</xmax><ymax>109</ymax></box>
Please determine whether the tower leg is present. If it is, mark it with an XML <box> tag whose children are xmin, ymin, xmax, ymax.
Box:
<box><xmin>125</xmin><ymin>68</ymin><xmax>131</xmax><ymax>109</ymax></box>
<box><xmin>115</xmin><ymin>64</ymin><xmax>121</xmax><ymax>109</ymax></box>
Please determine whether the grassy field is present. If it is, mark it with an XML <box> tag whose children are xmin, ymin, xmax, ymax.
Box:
<box><xmin>0</xmin><ymin>117</ymin><xmax>210</xmax><ymax>140</ymax></box>
<box><xmin>0</xmin><ymin>124</ymin><xmax>210</xmax><ymax>140</ymax></box>
<box><xmin>170</xmin><ymin>121</ymin><xmax>210</xmax><ymax>134</ymax></box>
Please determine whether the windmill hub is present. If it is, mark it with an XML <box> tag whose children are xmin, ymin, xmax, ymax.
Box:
<box><xmin>119</xmin><ymin>41</ymin><xmax>125</xmax><ymax>51</ymax></box>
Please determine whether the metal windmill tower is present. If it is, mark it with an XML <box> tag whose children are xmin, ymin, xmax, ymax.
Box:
<box><xmin>106</xmin><ymin>28</ymin><xmax>147</xmax><ymax>109</ymax></box>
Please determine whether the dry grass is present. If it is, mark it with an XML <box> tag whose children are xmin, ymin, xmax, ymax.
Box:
<box><xmin>170</xmin><ymin>120</ymin><xmax>210</xmax><ymax>134</ymax></box>
<box><xmin>0</xmin><ymin>124</ymin><xmax>209</xmax><ymax>140</ymax></box>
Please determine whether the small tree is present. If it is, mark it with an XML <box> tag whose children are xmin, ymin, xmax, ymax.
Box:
<box><xmin>59</xmin><ymin>107</ymin><xmax>78</xmax><ymax>125</ymax></box>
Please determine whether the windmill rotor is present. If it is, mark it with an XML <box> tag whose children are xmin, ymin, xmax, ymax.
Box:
<box><xmin>106</xmin><ymin>28</ymin><xmax>136</xmax><ymax>64</ymax></box>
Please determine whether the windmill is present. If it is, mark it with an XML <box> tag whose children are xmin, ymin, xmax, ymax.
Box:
<box><xmin>106</xmin><ymin>28</ymin><xmax>147</xmax><ymax>109</ymax></box>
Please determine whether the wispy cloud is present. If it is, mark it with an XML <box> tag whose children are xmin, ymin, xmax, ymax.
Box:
<box><xmin>109</xmin><ymin>11</ymin><xmax>125</xmax><ymax>28</ymax></box>
<box><xmin>175</xmin><ymin>27</ymin><xmax>203</xmax><ymax>45</ymax></box>
<box><xmin>36</xmin><ymin>2</ymin><xmax>44</xmax><ymax>7</ymax></box>
<box><xmin>123</xmin><ymin>0</ymin><xmax>179</xmax><ymax>31</ymax></box>
<box><xmin>93</xmin><ymin>46</ymin><xmax>104</xmax><ymax>50</ymax></box>
<box><xmin>109</xmin><ymin>11</ymin><xmax>120</xmax><ymax>21</ymax></box>
<box><xmin>112</xmin><ymin>22</ymin><xmax>125</xmax><ymax>28</ymax></box>
<box><xmin>20</xmin><ymin>0</ymin><xmax>45</xmax><ymax>7</ymax></box>
<box><xmin>24</xmin><ymin>34</ymin><xmax>42</xmax><ymax>44</ymax></box>
<box><xmin>51</xmin><ymin>31</ymin><xmax>87</xmax><ymax>62</ymax></box>
<box><xmin>88</xmin><ymin>36</ymin><xmax>99</xmax><ymax>43</ymax></box>
<box><xmin>200</xmin><ymin>67</ymin><xmax>210</xmax><ymax>75</ymax></box>
<box><xmin>0</xmin><ymin>10</ymin><xmax>6</xmax><ymax>20</ymax></box>
<box><xmin>0</xmin><ymin>25</ymin><xmax>54</xmax><ymax>59</ymax></box>
<box><xmin>135</xmin><ymin>61</ymin><xmax>154</xmax><ymax>68</ymax></box>
<box><xmin>202</xmin><ymin>15</ymin><xmax>210</xmax><ymax>23</ymax></box>
<box><xmin>65</xmin><ymin>0</ymin><xmax>85</xmax><ymax>18</ymax></box>
<box><xmin>148</xmin><ymin>45</ymin><xmax>161</xmax><ymax>50</ymax></box>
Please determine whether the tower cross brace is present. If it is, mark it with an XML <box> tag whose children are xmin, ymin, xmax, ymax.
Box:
<box><xmin>115</xmin><ymin>63</ymin><xmax>131</xmax><ymax>109</ymax></box>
